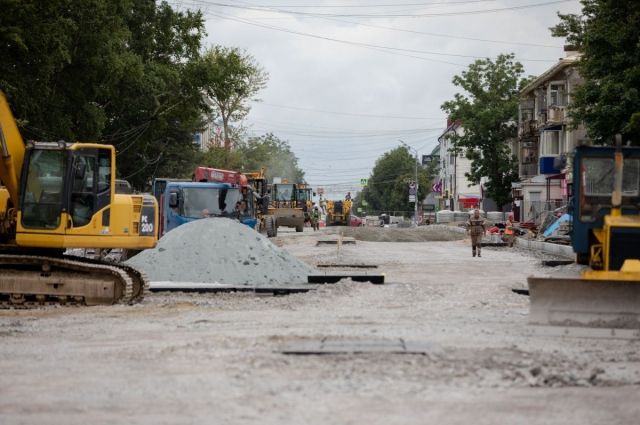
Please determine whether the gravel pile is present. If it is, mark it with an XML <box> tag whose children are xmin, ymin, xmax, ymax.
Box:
<box><xmin>127</xmin><ymin>218</ymin><xmax>315</xmax><ymax>285</ymax></box>
<box><xmin>324</xmin><ymin>225</ymin><xmax>466</xmax><ymax>242</ymax></box>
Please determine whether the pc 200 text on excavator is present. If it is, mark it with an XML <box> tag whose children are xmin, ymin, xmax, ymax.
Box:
<box><xmin>0</xmin><ymin>91</ymin><xmax>158</xmax><ymax>307</ymax></box>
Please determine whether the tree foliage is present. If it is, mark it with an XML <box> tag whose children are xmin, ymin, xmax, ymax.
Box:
<box><xmin>363</xmin><ymin>146</ymin><xmax>431</xmax><ymax>215</ymax></box>
<box><xmin>201</xmin><ymin>133</ymin><xmax>305</xmax><ymax>182</ymax></box>
<box><xmin>441</xmin><ymin>54</ymin><xmax>530</xmax><ymax>209</ymax></box>
<box><xmin>0</xmin><ymin>0</ymin><xmax>247</xmax><ymax>188</ymax></box>
<box><xmin>199</xmin><ymin>46</ymin><xmax>268</xmax><ymax>149</ymax></box>
<box><xmin>551</xmin><ymin>0</ymin><xmax>640</xmax><ymax>144</ymax></box>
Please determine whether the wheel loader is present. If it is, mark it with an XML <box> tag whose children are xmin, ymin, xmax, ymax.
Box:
<box><xmin>527</xmin><ymin>137</ymin><xmax>640</xmax><ymax>328</ymax></box>
<box><xmin>268</xmin><ymin>181</ymin><xmax>309</xmax><ymax>233</ymax></box>
<box><xmin>325</xmin><ymin>199</ymin><xmax>351</xmax><ymax>226</ymax></box>
<box><xmin>0</xmin><ymin>91</ymin><xmax>158</xmax><ymax>307</ymax></box>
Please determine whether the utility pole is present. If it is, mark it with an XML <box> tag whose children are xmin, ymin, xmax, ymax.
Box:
<box><xmin>399</xmin><ymin>140</ymin><xmax>419</xmax><ymax>226</ymax></box>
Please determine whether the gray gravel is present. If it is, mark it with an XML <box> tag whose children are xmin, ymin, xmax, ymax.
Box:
<box><xmin>126</xmin><ymin>218</ymin><xmax>314</xmax><ymax>285</ymax></box>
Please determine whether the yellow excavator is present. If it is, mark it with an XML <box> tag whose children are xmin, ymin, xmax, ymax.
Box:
<box><xmin>0</xmin><ymin>91</ymin><xmax>158</xmax><ymax>306</ymax></box>
<box><xmin>528</xmin><ymin>137</ymin><xmax>640</xmax><ymax>328</ymax></box>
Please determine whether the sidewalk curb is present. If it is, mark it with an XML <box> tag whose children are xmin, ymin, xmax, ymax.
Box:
<box><xmin>514</xmin><ymin>237</ymin><xmax>574</xmax><ymax>258</ymax></box>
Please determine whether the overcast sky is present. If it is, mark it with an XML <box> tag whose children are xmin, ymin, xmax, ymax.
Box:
<box><xmin>173</xmin><ymin>0</ymin><xmax>582</xmax><ymax>198</ymax></box>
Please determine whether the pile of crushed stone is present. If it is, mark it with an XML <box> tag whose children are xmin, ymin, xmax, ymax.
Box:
<box><xmin>324</xmin><ymin>225</ymin><xmax>466</xmax><ymax>242</ymax></box>
<box><xmin>127</xmin><ymin>218</ymin><xmax>315</xmax><ymax>285</ymax></box>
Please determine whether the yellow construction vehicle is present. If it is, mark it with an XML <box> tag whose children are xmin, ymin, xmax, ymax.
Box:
<box><xmin>245</xmin><ymin>168</ymin><xmax>278</xmax><ymax>237</ymax></box>
<box><xmin>268</xmin><ymin>180</ymin><xmax>311</xmax><ymax>233</ymax></box>
<box><xmin>0</xmin><ymin>91</ymin><xmax>158</xmax><ymax>306</ymax></box>
<box><xmin>528</xmin><ymin>137</ymin><xmax>640</xmax><ymax>328</ymax></box>
<box><xmin>325</xmin><ymin>199</ymin><xmax>352</xmax><ymax>226</ymax></box>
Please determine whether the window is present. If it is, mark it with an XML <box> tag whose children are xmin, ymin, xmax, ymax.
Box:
<box><xmin>540</xmin><ymin>131</ymin><xmax>561</xmax><ymax>156</ymax></box>
<box><xmin>548</xmin><ymin>82</ymin><xmax>567</xmax><ymax>107</ymax></box>
<box><xmin>97</xmin><ymin>151</ymin><xmax>111</xmax><ymax>193</ymax></box>
<box><xmin>70</xmin><ymin>154</ymin><xmax>96</xmax><ymax>227</ymax></box>
<box><xmin>21</xmin><ymin>149</ymin><xmax>65</xmax><ymax>229</ymax></box>
<box><xmin>579</xmin><ymin>157</ymin><xmax>640</xmax><ymax>221</ymax></box>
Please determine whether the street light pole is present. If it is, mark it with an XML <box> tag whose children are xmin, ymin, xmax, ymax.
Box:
<box><xmin>399</xmin><ymin>140</ymin><xmax>419</xmax><ymax>226</ymax></box>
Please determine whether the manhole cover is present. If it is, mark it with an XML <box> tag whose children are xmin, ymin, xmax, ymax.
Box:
<box><xmin>282</xmin><ymin>338</ymin><xmax>432</xmax><ymax>355</ymax></box>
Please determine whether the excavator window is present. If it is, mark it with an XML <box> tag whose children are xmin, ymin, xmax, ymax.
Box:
<box><xmin>580</xmin><ymin>157</ymin><xmax>640</xmax><ymax>222</ymax></box>
<box><xmin>70</xmin><ymin>154</ymin><xmax>96</xmax><ymax>227</ymax></box>
<box><xmin>21</xmin><ymin>149</ymin><xmax>66</xmax><ymax>229</ymax></box>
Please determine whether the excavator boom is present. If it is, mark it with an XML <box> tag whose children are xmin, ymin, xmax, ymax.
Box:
<box><xmin>0</xmin><ymin>91</ymin><xmax>25</xmax><ymax>203</ymax></box>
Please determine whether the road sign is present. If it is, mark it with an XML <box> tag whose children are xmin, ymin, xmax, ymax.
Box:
<box><xmin>318</xmin><ymin>187</ymin><xmax>325</xmax><ymax>196</ymax></box>
<box><xmin>361</xmin><ymin>199</ymin><xmax>368</xmax><ymax>206</ymax></box>
<box><xmin>408</xmin><ymin>182</ymin><xmax>417</xmax><ymax>196</ymax></box>
<box><xmin>360</xmin><ymin>178</ymin><xmax>368</xmax><ymax>186</ymax></box>
<box><xmin>409</xmin><ymin>195</ymin><xmax>416</xmax><ymax>203</ymax></box>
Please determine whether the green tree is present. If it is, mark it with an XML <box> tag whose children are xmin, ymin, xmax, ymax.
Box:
<box><xmin>0</xmin><ymin>0</ymin><xmax>209</xmax><ymax>188</ymax></box>
<box><xmin>364</xmin><ymin>146</ymin><xmax>430</xmax><ymax>215</ymax></box>
<box><xmin>199</xmin><ymin>46</ymin><xmax>268</xmax><ymax>149</ymax></box>
<box><xmin>241</xmin><ymin>133</ymin><xmax>305</xmax><ymax>182</ymax></box>
<box><xmin>551</xmin><ymin>0</ymin><xmax>640</xmax><ymax>144</ymax></box>
<box><xmin>441</xmin><ymin>54</ymin><xmax>531</xmax><ymax>210</ymax></box>
<box><xmin>201</xmin><ymin>145</ymin><xmax>244</xmax><ymax>170</ymax></box>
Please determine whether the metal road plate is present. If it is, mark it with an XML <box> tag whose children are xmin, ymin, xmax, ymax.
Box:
<box><xmin>282</xmin><ymin>338</ymin><xmax>433</xmax><ymax>355</ymax></box>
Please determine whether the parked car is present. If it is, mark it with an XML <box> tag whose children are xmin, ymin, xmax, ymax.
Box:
<box><xmin>350</xmin><ymin>215</ymin><xmax>363</xmax><ymax>227</ymax></box>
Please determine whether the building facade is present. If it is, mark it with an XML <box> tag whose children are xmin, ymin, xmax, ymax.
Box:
<box><xmin>516</xmin><ymin>50</ymin><xmax>587</xmax><ymax>223</ymax></box>
<box><xmin>436</xmin><ymin>120</ymin><xmax>482</xmax><ymax>211</ymax></box>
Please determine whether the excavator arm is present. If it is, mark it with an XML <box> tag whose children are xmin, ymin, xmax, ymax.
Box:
<box><xmin>0</xmin><ymin>91</ymin><xmax>25</xmax><ymax>204</ymax></box>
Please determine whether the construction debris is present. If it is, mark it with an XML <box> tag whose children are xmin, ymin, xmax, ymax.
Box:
<box><xmin>127</xmin><ymin>218</ymin><xmax>314</xmax><ymax>285</ymax></box>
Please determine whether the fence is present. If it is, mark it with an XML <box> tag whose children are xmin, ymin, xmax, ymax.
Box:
<box><xmin>525</xmin><ymin>200</ymin><xmax>566</xmax><ymax>224</ymax></box>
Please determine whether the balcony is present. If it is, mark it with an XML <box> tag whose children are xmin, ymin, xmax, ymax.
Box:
<box><xmin>518</xmin><ymin>120</ymin><xmax>537</xmax><ymax>136</ymax></box>
<box><xmin>547</xmin><ymin>106</ymin><xmax>566</xmax><ymax>123</ymax></box>
<box><xmin>520</xmin><ymin>162</ymin><xmax>538</xmax><ymax>178</ymax></box>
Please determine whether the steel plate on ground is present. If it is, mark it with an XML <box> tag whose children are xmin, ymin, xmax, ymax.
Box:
<box><xmin>282</xmin><ymin>338</ymin><xmax>432</xmax><ymax>355</ymax></box>
<box><xmin>308</xmin><ymin>274</ymin><xmax>385</xmax><ymax>285</ymax></box>
<box><xmin>149</xmin><ymin>282</ymin><xmax>316</xmax><ymax>295</ymax></box>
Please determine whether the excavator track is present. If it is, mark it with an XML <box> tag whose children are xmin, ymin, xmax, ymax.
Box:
<box><xmin>0</xmin><ymin>254</ymin><xmax>149</xmax><ymax>308</ymax></box>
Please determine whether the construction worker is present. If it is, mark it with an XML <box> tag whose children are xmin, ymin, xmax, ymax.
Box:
<box><xmin>311</xmin><ymin>206</ymin><xmax>320</xmax><ymax>231</ymax></box>
<box><xmin>345</xmin><ymin>192</ymin><xmax>352</xmax><ymax>201</ymax></box>
<box><xmin>467</xmin><ymin>209</ymin><xmax>486</xmax><ymax>257</ymax></box>
<box><xmin>504</xmin><ymin>214</ymin><xmax>515</xmax><ymax>247</ymax></box>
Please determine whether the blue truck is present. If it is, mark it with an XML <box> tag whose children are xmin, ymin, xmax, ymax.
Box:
<box><xmin>153</xmin><ymin>179</ymin><xmax>257</xmax><ymax>237</ymax></box>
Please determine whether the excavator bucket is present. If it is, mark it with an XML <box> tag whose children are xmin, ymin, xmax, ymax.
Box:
<box><xmin>527</xmin><ymin>276</ymin><xmax>640</xmax><ymax>329</ymax></box>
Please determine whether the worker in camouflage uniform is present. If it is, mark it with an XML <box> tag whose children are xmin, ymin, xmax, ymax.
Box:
<box><xmin>467</xmin><ymin>209</ymin><xmax>486</xmax><ymax>257</ymax></box>
<box><xmin>311</xmin><ymin>206</ymin><xmax>320</xmax><ymax>231</ymax></box>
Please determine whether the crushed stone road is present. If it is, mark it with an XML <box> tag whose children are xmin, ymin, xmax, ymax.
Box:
<box><xmin>1</xmin><ymin>227</ymin><xmax>639</xmax><ymax>425</ymax></box>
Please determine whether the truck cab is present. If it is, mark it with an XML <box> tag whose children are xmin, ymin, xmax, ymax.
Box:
<box><xmin>159</xmin><ymin>181</ymin><xmax>257</xmax><ymax>236</ymax></box>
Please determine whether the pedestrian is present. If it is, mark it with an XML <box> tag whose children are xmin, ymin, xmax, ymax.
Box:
<box><xmin>467</xmin><ymin>209</ymin><xmax>486</xmax><ymax>258</ymax></box>
<box><xmin>345</xmin><ymin>191</ymin><xmax>351</xmax><ymax>201</ymax></box>
<box><xmin>311</xmin><ymin>206</ymin><xmax>320</xmax><ymax>231</ymax></box>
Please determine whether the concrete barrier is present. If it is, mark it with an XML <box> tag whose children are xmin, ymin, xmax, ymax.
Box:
<box><xmin>514</xmin><ymin>237</ymin><xmax>574</xmax><ymax>258</ymax></box>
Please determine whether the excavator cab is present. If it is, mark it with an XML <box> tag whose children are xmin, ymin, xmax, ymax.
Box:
<box><xmin>20</xmin><ymin>143</ymin><xmax>113</xmax><ymax>230</ymax></box>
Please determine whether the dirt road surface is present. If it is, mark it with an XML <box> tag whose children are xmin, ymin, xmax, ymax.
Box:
<box><xmin>1</xmin><ymin>227</ymin><xmax>639</xmax><ymax>424</ymax></box>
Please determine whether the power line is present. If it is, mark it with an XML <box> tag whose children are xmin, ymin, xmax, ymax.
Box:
<box><xmin>257</xmin><ymin>102</ymin><xmax>445</xmax><ymax>120</ymax></box>
<box><xmin>203</xmin><ymin>11</ymin><xmax>468</xmax><ymax>66</ymax></box>
<box><xmin>201</xmin><ymin>10</ymin><xmax>555</xmax><ymax>63</ymax></box>
<box><xmin>228</xmin><ymin>0</ymin><xmax>500</xmax><ymax>8</ymax></box>
<box><xmin>189</xmin><ymin>0</ymin><xmax>574</xmax><ymax>19</ymax></box>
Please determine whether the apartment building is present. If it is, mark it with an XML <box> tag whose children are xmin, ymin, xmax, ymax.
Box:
<box><xmin>515</xmin><ymin>50</ymin><xmax>588</xmax><ymax>223</ymax></box>
<box><xmin>436</xmin><ymin>120</ymin><xmax>482</xmax><ymax>211</ymax></box>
